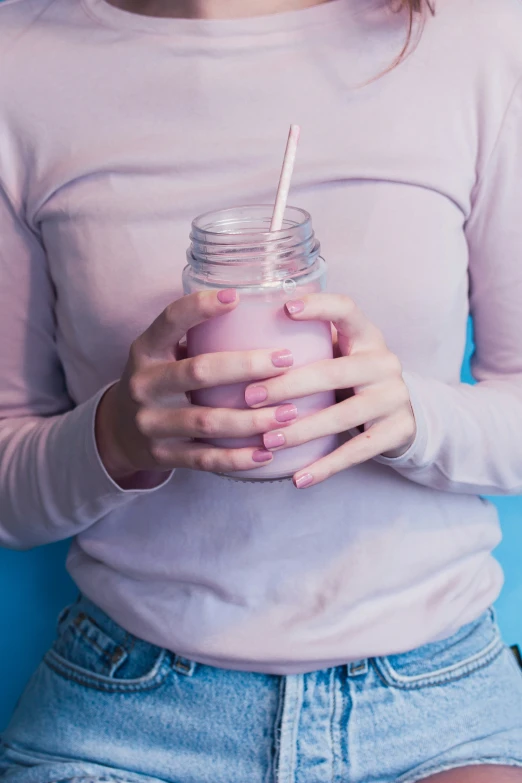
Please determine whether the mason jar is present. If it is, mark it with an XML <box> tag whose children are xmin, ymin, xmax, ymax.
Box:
<box><xmin>183</xmin><ymin>205</ymin><xmax>337</xmax><ymax>480</ymax></box>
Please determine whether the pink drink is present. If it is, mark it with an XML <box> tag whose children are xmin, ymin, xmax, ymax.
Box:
<box><xmin>183</xmin><ymin>205</ymin><xmax>338</xmax><ymax>481</ymax></box>
<box><xmin>187</xmin><ymin>294</ymin><xmax>337</xmax><ymax>480</ymax></box>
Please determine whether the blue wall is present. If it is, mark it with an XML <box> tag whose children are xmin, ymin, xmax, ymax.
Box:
<box><xmin>1</xmin><ymin>332</ymin><xmax>521</xmax><ymax>729</ymax></box>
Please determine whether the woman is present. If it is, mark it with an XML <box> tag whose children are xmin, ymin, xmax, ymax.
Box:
<box><xmin>1</xmin><ymin>0</ymin><xmax>522</xmax><ymax>780</ymax></box>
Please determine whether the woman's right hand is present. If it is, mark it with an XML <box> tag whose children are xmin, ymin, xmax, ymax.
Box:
<box><xmin>95</xmin><ymin>290</ymin><xmax>297</xmax><ymax>487</ymax></box>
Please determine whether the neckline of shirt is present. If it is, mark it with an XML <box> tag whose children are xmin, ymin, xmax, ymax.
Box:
<box><xmin>81</xmin><ymin>0</ymin><xmax>385</xmax><ymax>39</ymax></box>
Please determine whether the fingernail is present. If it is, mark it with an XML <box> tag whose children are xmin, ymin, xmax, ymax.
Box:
<box><xmin>263</xmin><ymin>431</ymin><xmax>286</xmax><ymax>450</ymax></box>
<box><xmin>275</xmin><ymin>404</ymin><xmax>298</xmax><ymax>423</ymax></box>
<box><xmin>252</xmin><ymin>450</ymin><xmax>273</xmax><ymax>463</ymax></box>
<box><xmin>245</xmin><ymin>386</ymin><xmax>268</xmax><ymax>406</ymax></box>
<box><xmin>294</xmin><ymin>473</ymin><xmax>314</xmax><ymax>489</ymax></box>
<box><xmin>217</xmin><ymin>288</ymin><xmax>237</xmax><ymax>304</ymax></box>
<box><xmin>285</xmin><ymin>300</ymin><xmax>305</xmax><ymax>315</ymax></box>
<box><xmin>271</xmin><ymin>349</ymin><xmax>294</xmax><ymax>368</ymax></box>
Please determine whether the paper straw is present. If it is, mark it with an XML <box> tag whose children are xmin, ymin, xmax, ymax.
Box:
<box><xmin>270</xmin><ymin>124</ymin><xmax>301</xmax><ymax>232</ymax></box>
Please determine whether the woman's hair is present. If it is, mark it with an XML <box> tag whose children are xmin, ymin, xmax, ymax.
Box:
<box><xmin>392</xmin><ymin>0</ymin><xmax>435</xmax><ymax>69</ymax></box>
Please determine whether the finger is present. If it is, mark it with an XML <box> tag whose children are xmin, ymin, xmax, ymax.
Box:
<box><xmin>262</xmin><ymin>391</ymin><xmax>398</xmax><ymax>451</ymax></box>
<box><xmin>245</xmin><ymin>354</ymin><xmax>397</xmax><ymax>407</ymax></box>
<box><xmin>137</xmin><ymin>348</ymin><xmax>294</xmax><ymax>399</ymax></box>
<box><xmin>292</xmin><ymin>417</ymin><xmax>407</xmax><ymax>489</ymax></box>
<box><xmin>137</xmin><ymin>290</ymin><xmax>238</xmax><ymax>358</ymax></box>
<box><xmin>285</xmin><ymin>293</ymin><xmax>384</xmax><ymax>351</ymax></box>
<box><xmin>137</xmin><ymin>402</ymin><xmax>298</xmax><ymax>440</ymax></box>
<box><xmin>151</xmin><ymin>440</ymin><xmax>274</xmax><ymax>474</ymax></box>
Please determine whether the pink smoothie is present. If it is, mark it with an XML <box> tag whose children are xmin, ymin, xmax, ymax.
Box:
<box><xmin>187</xmin><ymin>294</ymin><xmax>337</xmax><ymax>480</ymax></box>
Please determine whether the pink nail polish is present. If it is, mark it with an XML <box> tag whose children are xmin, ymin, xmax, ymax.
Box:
<box><xmin>271</xmin><ymin>349</ymin><xmax>294</xmax><ymax>368</ymax></box>
<box><xmin>252</xmin><ymin>449</ymin><xmax>273</xmax><ymax>463</ymax></box>
<box><xmin>294</xmin><ymin>473</ymin><xmax>314</xmax><ymax>489</ymax></box>
<box><xmin>275</xmin><ymin>404</ymin><xmax>298</xmax><ymax>423</ymax></box>
<box><xmin>285</xmin><ymin>300</ymin><xmax>305</xmax><ymax>315</ymax></box>
<box><xmin>217</xmin><ymin>288</ymin><xmax>237</xmax><ymax>304</ymax></box>
<box><xmin>245</xmin><ymin>386</ymin><xmax>268</xmax><ymax>406</ymax></box>
<box><xmin>263</xmin><ymin>431</ymin><xmax>286</xmax><ymax>450</ymax></box>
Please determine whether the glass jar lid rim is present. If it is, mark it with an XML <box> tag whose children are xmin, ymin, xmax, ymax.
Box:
<box><xmin>191</xmin><ymin>204</ymin><xmax>312</xmax><ymax>238</ymax></box>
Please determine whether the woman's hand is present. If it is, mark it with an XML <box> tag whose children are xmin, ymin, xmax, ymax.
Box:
<box><xmin>95</xmin><ymin>290</ymin><xmax>297</xmax><ymax>487</ymax></box>
<box><xmin>244</xmin><ymin>293</ymin><xmax>416</xmax><ymax>489</ymax></box>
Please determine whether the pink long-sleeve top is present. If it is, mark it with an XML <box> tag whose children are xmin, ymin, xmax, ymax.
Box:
<box><xmin>1</xmin><ymin>0</ymin><xmax>522</xmax><ymax>673</ymax></box>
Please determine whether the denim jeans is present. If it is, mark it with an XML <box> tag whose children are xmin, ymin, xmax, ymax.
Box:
<box><xmin>1</xmin><ymin>596</ymin><xmax>522</xmax><ymax>783</ymax></box>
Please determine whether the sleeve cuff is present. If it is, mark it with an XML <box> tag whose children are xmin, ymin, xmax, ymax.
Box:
<box><xmin>49</xmin><ymin>385</ymin><xmax>174</xmax><ymax>525</ymax></box>
<box><xmin>87</xmin><ymin>383</ymin><xmax>174</xmax><ymax>497</ymax></box>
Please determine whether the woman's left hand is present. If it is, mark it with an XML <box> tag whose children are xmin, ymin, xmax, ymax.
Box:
<box><xmin>244</xmin><ymin>293</ymin><xmax>417</xmax><ymax>489</ymax></box>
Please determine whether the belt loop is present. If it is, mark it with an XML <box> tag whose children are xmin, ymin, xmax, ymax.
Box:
<box><xmin>347</xmin><ymin>659</ymin><xmax>369</xmax><ymax>677</ymax></box>
<box><xmin>172</xmin><ymin>654</ymin><xmax>196</xmax><ymax>676</ymax></box>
